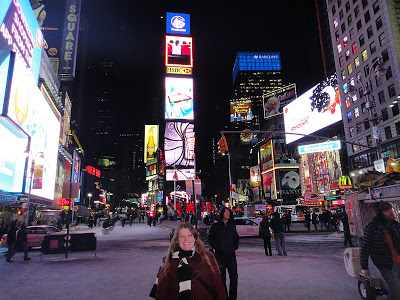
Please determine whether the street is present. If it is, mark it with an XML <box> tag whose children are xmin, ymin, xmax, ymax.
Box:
<box><xmin>0</xmin><ymin>221</ymin><xmax>360</xmax><ymax>300</ymax></box>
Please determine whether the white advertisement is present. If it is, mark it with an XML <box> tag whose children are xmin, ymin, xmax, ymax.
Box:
<box><xmin>165</xmin><ymin>169</ymin><xmax>195</xmax><ymax>181</ymax></box>
<box><xmin>7</xmin><ymin>56</ymin><xmax>59</xmax><ymax>200</ymax></box>
<box><xmin>283</xmin><ymin>75</ymin><xmax>342</xmax><ymax>144</ymax></box>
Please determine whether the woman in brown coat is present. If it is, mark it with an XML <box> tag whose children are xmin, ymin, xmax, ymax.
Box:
<box><xmin>150</xmin><ymin>223</ymin><xmax>227</xmax><ymax>300</ymax></box>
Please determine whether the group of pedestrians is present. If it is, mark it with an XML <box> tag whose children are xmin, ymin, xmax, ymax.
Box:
<box><xmin>4</xmin><ymin>221</ymin><xmax>30</xmax><ymax>262</ymax></box>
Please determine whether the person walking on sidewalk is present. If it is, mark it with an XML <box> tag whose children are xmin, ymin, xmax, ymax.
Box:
<box><xmin>208</xmin><ymin>206</ymin><xmax>239</xmax><ymax>300</ymax></box>
<box><xmin>312</xmin><ymin>211</ymin><xmax>319</xmax><ymax>231</ymax></box>
<box><xmin>259</xmin><ymin>215</ymin><xmax>272</xmax><ymax>256</ymax></box>
<box><xmin>361</xmin><ymin>202</ymin><xmax>400</xmax><ymax>299</ymax></box>
<box><xmin>270</xmin><ymin>212</ymin><xmax>287</xmax><ymax>256</ymax></box>
<box><xmin>5</xmin><ymin>221</ymin><xmax>17</xmax><ymax>262</ymax></box>
<box><xmin>16</xmin><ymin>223</ymin><xmax>31</xmax><ymax>261</ymax></box>
<box><xmin>305</xmin><ymin>211</ymin><xmax>311</xmax><ymax>231</ymax></box>
<box><xmin>150</xmin><ymin>223</ymin><xmax>227</xmax><ymax>300</ymax></box>
<box><xmin>342</xmin><ymin>210</ymin><xmax>354</xmax><ymax>247</ymax></box>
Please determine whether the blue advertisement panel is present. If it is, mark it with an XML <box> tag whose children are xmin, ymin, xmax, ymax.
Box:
<box><xmin>59</xmin><ymin>0</ymin><xmax>81</xmax><ymax>77</ymax></box>
<box><xmin>0</xmin><ymin>0</ymin><xmax>43</xmax><ymax>83</ymax></box>
<box><xmin>164</xmin><ymin>122</ymin><xmax>195</xmax><ymax>168</ymax></box>
<box><xmin>166</xmin><ymin>12</ymin><xmax>190</xmax><ymax>35</ymax></box>
<box><xmin>0</xmin><ymin>52</ymin><xmax>11</xmax><ymax>112</ymax></box>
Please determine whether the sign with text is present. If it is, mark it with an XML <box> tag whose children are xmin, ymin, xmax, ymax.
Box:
<box><xmin>263</xmin><ymin>84</ymin><xmax>297</xmax><ymax>118</ymax></box>
<box><xmin>298</xmin><ymin>140</ymin><xmax>341</xmax><ymax>154</ymax></box>
<box><xmin>166</xmin><ymin>66</ymin><xmax>192</xmax><ymax>75</ymax></box>
<box><xmin>166</xmin><ymin>12</ymin><xmax>190</xmax><ymax>35</ymax></box>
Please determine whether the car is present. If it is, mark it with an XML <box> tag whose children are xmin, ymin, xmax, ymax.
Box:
<box><xmin>0</xmin><ymin>225</ymin><xmax>62</xmax><ymax>248</ymax></box>
<box><xmin>233</xmin><ymin>217</ymin><xmax>260</xmax><ymax>237</ymax></box>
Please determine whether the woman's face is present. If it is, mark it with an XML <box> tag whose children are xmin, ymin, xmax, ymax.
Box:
<box><xmin>178</xmin><ymin>228</ymin><xmax>195</xmax><ymax>251</ymax></box>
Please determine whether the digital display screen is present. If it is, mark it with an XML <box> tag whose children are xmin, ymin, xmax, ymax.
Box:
<box><xmin>7</xmin><ymin>55</ymin><xmax>59</xmax><ymax>200</ymax></box>
<box><xmin>263</xmin><ymin>84</ymin><xmax>297</xmax><ymax>118</ymax></box>
<box><xmin>166</xmin><ymin>12</ymin><xmax>190</xmax><ymax>35</ymax></box>
<box><xmin>144</xmin><ymin>125</ymin><xmax>159</xmax><ymax>163</ymax></box>
<box><xmin>165</xmin><ymin>77</ymin><xmax>194</xmax><ymax>120</ymax></box>
<box><xmin>283</xmin><ymin>74</ymin><xmax>342</xmax><ymax>144</ymax></box>
<box><xmin>165</xmin><ymin>35</ymin><xmax>193</xmax><ymax>68</ymax></box>
<box><xmin>230</xmin><ymin>100</ymin><xmax>253</xmax><ymax>122</ymax></box>
<box><xmin>166</xmin><ymin>169</ymin><xmax>195</xmax><ymax>181</ymax></box>
<box><xmin>164</xmin><ymin>122</ymin><xmax>195</xmax><ymax>168</ymax></box>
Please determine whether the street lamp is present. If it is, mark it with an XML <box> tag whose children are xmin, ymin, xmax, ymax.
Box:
<box><xmin>347</xmin><ymin>57</ymin><xmax>388</xmax><ymax>159</ymax></box>
<box><xmin>25</xmin><ymin>150</ymin><xmax>45</xmax><ymax>225</ymax></box>
<box><xmin>87</xmin><ymin>193</ymin><xmax>92</xmax><ymax>208</ymax></box>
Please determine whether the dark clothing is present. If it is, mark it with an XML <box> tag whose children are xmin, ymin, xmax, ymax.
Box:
<box><xmin>259</xmin><ymin>219</ymin><xmax>272</xmax><ymax>256</ymax></box>
<box><xmin>312</xmin><ymin>213</ymin><xmax>319</xmax><ymax>230</ymax></box>
<box><xmin>305</xmin><ymin>213</ymin><xmax>311</xmax><ymax>230</ymax></box>
<box><xmin>208</xmin><ymin>207</ymin><xmax>239</xmax><ymax>300</ymax></box>
<box><xmin>342</xmin><ymin>212</ymin><xmax>354</xmax><ymax>247</ymax></box>
<box><xmin>360</xmin><ymin>216</ymin><xmax>400</xmax><ymax>271</ymax></box>
<box><xmin>270</xmin><ymin>217</ymin><xmax>285</xmax><ymax>234</ymax></box>
<box><xmin>16</xmin><ymin>225</ymin><xmax>29</xmax><ymax>259</ymax></box>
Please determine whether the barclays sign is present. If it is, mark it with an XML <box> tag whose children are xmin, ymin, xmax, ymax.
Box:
<box><xmin>166</xmin><ymin>12</ymin><xmax>190</xmax><ymax>35</ymax></box>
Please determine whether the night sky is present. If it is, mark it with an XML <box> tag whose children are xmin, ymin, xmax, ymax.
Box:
<box><xmin>80</xmin><ymin>1</ymin><xmax>326</xmax><ymax>169</ymax></box>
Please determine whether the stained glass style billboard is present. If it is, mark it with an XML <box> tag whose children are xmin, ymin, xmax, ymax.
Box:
<box><xmin>165</xmin><ymin>77</ymin><xmax>194</xmax><ymax>120</ymax></box>
<box><xmin>164</xmin><ymin>122</ymin><xmax>195</xmax><ymax>167</ymax></box>
<box><xmin>165</xmin><ymin>35</ymin><xmax>193</xmax><ymax>68</ymax></box>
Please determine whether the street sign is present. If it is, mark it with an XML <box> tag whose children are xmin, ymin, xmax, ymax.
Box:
<box><xmin>382</xmin><ymin>151</ymin><xmax>391</xmax><ymax>158</ymax></box>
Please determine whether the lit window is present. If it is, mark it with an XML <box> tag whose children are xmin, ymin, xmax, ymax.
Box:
<box><xmin>339</xmin><ymin>56</ymin><xmax>344</xmax><ymax>66</ymax></box>
<box><xmin>348</xmin><ymin>63</ymin><xmax>353</xmax><ymax>74</ymax></box>
<box><xmin>352</xmin><ymin>94</ymin><xmax>358</xmax><ymax>102</ymax></box>
<box><xmin>354</xmin><ymin>107</ymin><xmax>360</xmax><ymax>118</ymax></box>
<box><xmin>361</xmin><ymin>49</ymin><xmax>368</xmax><ymax>61</ymax></box>
<box><xmin>343</xmin><ymin>36</ymin><xmax>348</xmax><ymax>47</ymax></box>
<box><xmin>335</xmin><ymin>30</ymin><xmax>340</xmax><ymax>40</ymax></box>
<box><xmin>345</xmin><ymin>49</ymin><xmax>351</xmax><ymax>60</ymax></box>
<box><xmin>347</xmin><ymin>111</ymin><xmax>352</xmax><ymax>122</ymax></box>
<box><xmin>354</xmin><ymin>57</ymin><xmax>360</xmax><ymax>68</ymax></box>
<box><xmin>334</xmin><ymin>18</ymin><xmax>339</xmax><ymax>28</ymax></box>
<box><xmin>337</xmin><ymin>44</ymin><xmax>342</xmax><ymax>53</ymax></box>
<box><xmin>349</xmin><ymin>127</ymin><xmax>355</xmax><ymax>137</ymax></box>
<box><xmin>352</xmin><ymin>42</ymin><xmax>358</xmax><ymax>53</ymax></box>
<box><xmin>346</xmin><ymin>98</ymin><xmax>351</xmax><ymax>108</ymax></box>
<box><xmin>343</xmin><ymin>82</ymin><xmax>348</xmax><ymax>93</ymax></box>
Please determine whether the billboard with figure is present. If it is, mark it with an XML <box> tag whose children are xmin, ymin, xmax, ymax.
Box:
<box><xmin>165</xmin><ymin>77</ymin><xmax>194</xmax><ymax>120</ymax></box>
<box><xmin>164</xmin><ymin>122</ymin><xmax>195</xmax><ymax>168</ymax></box>
<box><xmin>165</xmin><ymin>35</ymin><xmax>193</xmax><ymax>68</ymax></box>
<box><xmin>263</xmin><ymin>84</ymin><xmax>296</xmax><ymax>118</ymax></box>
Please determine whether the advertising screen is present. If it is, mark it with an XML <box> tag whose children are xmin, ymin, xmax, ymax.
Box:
<box><xmin>250</xmin><ymin>166</ymin><xmax>260</xmax><ymax>187</ymax></box>
<box><xmin>263</xmin><ymin>84</ymin><xmax>297</xmax><ymax>118</ymax></box>
<box><xmin>283</xmin><ymin>74</ymin><xmax>342</xmax><ymax>144</ymax></box>
<box><xmin>0</xmin><ymin>121</ymin><xmax>28</xmax><ymax>192</ymax></box>
<box><xmin>165</xmin><ymin>77</ymin><xmax>194</xmax><ymax>120</ymax></box>
<box><xmin>260</xmin><ymin>141</ymin><xmax>273</xmax><ymax>173</ymax></box>
<box><xmin>166</xmin><ymin>169</ymin><xmax>195</xmax><ymax>181</ymax></box>
<box><xmin>262</xmin><ymin>171</ymin><xmax>276</xmax><ymax>200</ymax></box>
<box><xmin>0</xmin><ymin>0</ymin><xmax>43</xmax><ymax>83</ymax></box>
<box><xmin>230</xmin><ymin>100</ymin><xmax>253</xmax><ymax>122</ymax></box>
<box><xmin>166</xmin><ymin>12</ymin><xmax>190</xmax><ymax>35</ymax></box>
<box><xmin>164</xmin><ymin>122</ymin><xmax>195</xmax><ymax>167</ymax></box>
<box><xmin>0</xmin><ymin>52</ymin><xmax>11</xmax><ymax>112</ymax></box>
<box><xmin>165</xmin><ymin>35</ymin><xmax>193</xmax><ymax>68</ymax></box>
<box><xmin>277</xmin><ymin>169</ymin><xmax>301</xmax><ymax>202</ymax></box>
<box><xmin>144</xmin><ymin>125</ymin><xmax>159</xmax><ymax>163</ymax></box>
<box><xmin>7</xmin><ymin>56</ymin><xmax>59</xmax><ymax>200</ymax></box>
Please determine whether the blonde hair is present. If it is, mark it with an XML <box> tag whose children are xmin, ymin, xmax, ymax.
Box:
<box><xmin>159</xmin><ymin>223</ymin><xmax>217</xmax><ymax>278</ymax></box>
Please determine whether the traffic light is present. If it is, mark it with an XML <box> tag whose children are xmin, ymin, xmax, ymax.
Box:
<box><xmin>218</xmin><ymin>136</ymin><xmax>228</xmax><ymax>154</ymax></box>
<box><xmin>17</xmin><ymin>210</ymin><xmax>23</xmax><ymax>216</ymax></box>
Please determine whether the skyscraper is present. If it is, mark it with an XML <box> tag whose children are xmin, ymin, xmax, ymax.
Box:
<box><xmin>326</xmin><ymin>0</ymin><xmax>400</xmax><ymax>174</ymax></box>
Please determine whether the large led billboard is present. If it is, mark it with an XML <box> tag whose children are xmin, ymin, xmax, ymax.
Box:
<box><xmin>144</xmin><ymin>125</ymin><xmax>159</xmax><ymax>163</ymax></box>
<box><xmin>0</xmin><ymin>0</ymin><xmax>43</xmax><ymax>83</ymax></box>
<box><xmin>166</xmin><ymin>12</ymin><xmax>190</xmax><ymax>35</ymax></box>
<box><xmin>263</xmin><ymin>84</ymin><xmax>297</xmax><ymax>118</ymax></box>
<box><xmin>164</xmin><ymin>122</ymin><xmax>195</xmax><ymax>167</ymax></box>
<box><xmin>165</xmin><ymin>77</ymin><xmax>194</xmax><ymax>120</ymax></box>
<box><xmin>283</xmin><ymin>74</ymin><xmax>342</xmax><ymax>144</ymax></box>
<box><xmin>230</xmin><ymin>100</ymin><xmax>253</xmax><ymax>122</ymax></box>
<box><xmin>233</xmin><ymin>52</ymin><xmax>281</xmax><ymax>83</ymax></box>
<box><xmin>165</xmin><ymin>35</ymin><xmax>193</xmax><ymax>68</ymax></box>
<box><xmin>7</xmin><ymin>55</ymin><xmax>59</xmax><ymax>199</ymax></box>
<box><xmin>166</xmin><ymin>169</ymin><xmax>195</xmax><ymax>181</ymax></box>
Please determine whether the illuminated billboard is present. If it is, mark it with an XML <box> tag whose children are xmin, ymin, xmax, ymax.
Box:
<box><xmin>233</xmin><ymin>52</ymin><xmax>281</xmax><ymax>83</ymax></box>
<box><xmin>283</xmin><ymin>74</ymin><xmax>342</xmax><ymax>144</ymax></box>
<box><xmin>260</xmin><ymin>141</ymin><xmax>273</xmax><ymax>173</ymax></box>
<box><xmin>144</xmin><ymin>125</ymin><xmax>159</xmax><ymax>163</ymax></box>
<box><xmin>166</xmin><ymin>169</ymin><xmax>195</xmax><ymax>181</ymax></box>
<box><xmin>7</xmin><ymin>55</ymin><xmax>59</xmax><ymax>199</ymax></box>
<box><xmin>277</xmin><ymin>169</ymin><xmax>301</xmax><ymax>202</ymax></box>
<box><xmin>230</xmin><ymin>100</ymin><xmax>253</xmax><ymax>122</ymax></box>
<box><xmin>263</xmin><ymin>84</ymin><xmax>297</xmax><ymax>118</ymax></box>
<box><xmin>0</xmin><ymin>0</ymin><xmax>43</xmax><ymax>83</ymax></box>
<box><xmin>164</xmin><ymin>122</ymin><xmax>195</xmax><ymax>167</ymax></box>
<box><xmin>165</xmin><ymin>77</ymin><xmax>194</xmax><ymax>120</ymax></box>
<box><xmin>166</xmin><ymin>12</ymin><xmax>190</xmax><ymax>35</ymax></box>
<box><xmin>165</xmin><ymin>35</ymin><xmax>193</xmax><ymax>68</ymax></box>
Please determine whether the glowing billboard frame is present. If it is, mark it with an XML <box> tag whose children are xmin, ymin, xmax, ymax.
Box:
<box><xmin>165</xmin><ymin>77</ymin><xmax>194</xmax><ymax>120</ymax></box>
<box><xmin>144</xmin><ymin>125</ymin><xmax>159</xmax><ymax>163</ymax></box>
<box><xmin>164</xmin><ymin>122</ymin><xmax>195</xmax><ymax>168</ymax></box>
<box><xmin>166</xmin><ymin>12</ymin><xmax>190</xmax><ymax>35</ymax></box>
<box><xmin>283</xmin><ymin>74</ymin><xmax>342</xmax><ymax>144</ymax></box>
<box><xmin>165</xmin><ymin>35</ymin><xmax>193</xmax><ymax>68</ymax></box>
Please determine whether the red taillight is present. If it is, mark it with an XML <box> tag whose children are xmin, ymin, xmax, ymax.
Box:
<box><xmin>299</xmin><ymin>214</ymin><xmax>304</xmax><ymax>218</ymax></box>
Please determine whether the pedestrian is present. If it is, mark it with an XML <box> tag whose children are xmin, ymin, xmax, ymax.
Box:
<box><xmin>150</xmin><ymin>223</ymin><xmax>227</xmax><ymax>300</ymax></box>
<box><xmin>361</xmin><ymin>202</ymin><xmax>400</xmax><ymax>299</ymax></box>
<box><xmin>326</xmin><ymin>210</ymin><xmax>332</xmax><ymax>230</ymax></box>
<box><xmin>97</xmin><ymin>217</ymin><xmax>101</xmax><ymax>227</ymax></box>
<box><xmin>259</xmin><ymin>215</ymin><xmax>272</xmax><ymax>256</ymax></box>
<box><xmin>332</xmin><ymin>212</ymin><xmax>338</xmax><ymax>231</ymax></box>
<box><xmin>341</xmin><ymin>210</ymin><xmax>354</xmax><ymax>247</ymax></box>
<box><xmin>208</xmin><ymin>206</ymin><xmax>239</xmax><ymax>300</ymax></box>
<box><xmin>312</xmin><ymin>211</ymin><xmax>319</xmax><ymax>231</ymax></box>
<box><xmin>283</xmin><ymin>211</ymin><xmax>291</xmax><ymax>232</ymax></box>
<box><xmin>130</xmin><ymin>215</ymin><xmax>134</xmax><ymax>226</ymax></box>
<box><xmin>5</xmin><ymin>221</ymin><xmax>17</xmax><ymax>262</ymax></box>
<box><xmin>270</xmin><ymin>211</ymin><xmax>287</xmax><ymax>256</ymax></box>
<box><xmin>0</xmin><ymin>221</ymin><xmax>8</xmax><ymax>239</ymax></box>
<box><xmin>152</xmin><ymin>214</ymin><xmax>157</xmax><ymax>227</ymax></box>
<box><xmin>305</xmin><ymin>211</ymin><xmax>311</xmax><ymax>231</ymax></box>
<box><xmin>121</xmin><ymin>217</ymin><xmax>126</xmax><ymax>227</ymax></box>
<box><xmin>16</xmin><ymin>223</ymin><xmax>31</xmax><ymax>261</ymax></box>
<box><xmin>319</xmin><ymin>210</ymin><xmax>326</xmax><ymax>230</ymax></box>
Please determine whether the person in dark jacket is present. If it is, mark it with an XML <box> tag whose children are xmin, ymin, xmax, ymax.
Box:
<box><xmin>341</xmin><ymin>210</ymin><xmax>354</xmax><ymax>247</ymax></box>
<box><xmin>311</xmin><ymin>211</ymin><xmax>319</xmax><ymax>231</ymax></box>
<box><xmin>360</xmin><ymin>202</ymin><xmax>400</xmax><ymax>299</ymax></box>
<box><xmin>305</xmin><ymin>211</ymin><xmax>311</xmax><ymax>231</ymax></box>
<box><xmin>16</xmin><ymin>223</ymin><xmax>30</xmax><ymax>261</ymax></box>
<box><xmin>259</xmin><ymin>215</ymin><xmax>272</xmax><ymax>256</ymax></box>
<box><xmin>270</xmin><ymin>212</ymin><xmax>287</xmax><ymax>256</ymax></box>
<box><xmin>5</xmin><ymin>221</ymin><xmax>17</xmax><ymax>262</ymax></box>
<box><xmin>208</xmin><ymin>206</ymin><xmax>239</xmax><ymax>300</ymax></box>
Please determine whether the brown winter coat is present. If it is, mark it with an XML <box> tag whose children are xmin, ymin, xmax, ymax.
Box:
<box><xmin>155</xmin><ymin>251</ymin><xmax>227</xmax><ymax>300</ymax></box>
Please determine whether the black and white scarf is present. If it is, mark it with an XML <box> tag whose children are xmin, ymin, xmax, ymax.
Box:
<box><xmin>150</xmin><ymin>247</ymin><xmax>196</xmax><ymax>299</ymax></box>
